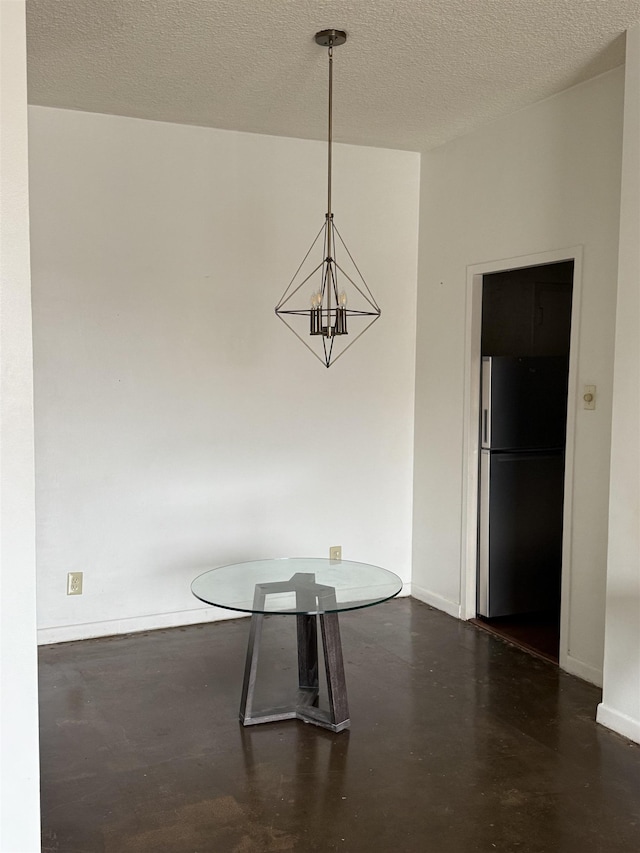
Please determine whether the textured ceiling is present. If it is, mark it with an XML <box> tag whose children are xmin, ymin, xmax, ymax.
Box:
<box><xmin>26</xmin><ymin>0</ymin><xmax>640</xmax><ymax>151</ymax></box>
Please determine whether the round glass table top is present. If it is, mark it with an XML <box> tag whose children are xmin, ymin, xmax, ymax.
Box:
<box><xmin>191</xmin><ymin>557</ymin><xmax>403</xmax><ymax>615</ymax></box>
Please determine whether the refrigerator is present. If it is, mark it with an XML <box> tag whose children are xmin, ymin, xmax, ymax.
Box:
<box><xmin>478</xmin><ymin>356</ymin><xmax>569</xmax><ymax>619</ymax></box>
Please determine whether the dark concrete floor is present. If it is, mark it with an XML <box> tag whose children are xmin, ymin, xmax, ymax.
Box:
<box><xmin>39</xmin><ymin>598</ymin><xmax>640</xmax><ymax>853</ymax></box>
<box><xmin>472</xmin><ymin>611</ymin><xmax>560</xmax><ymax>663</ymax></box>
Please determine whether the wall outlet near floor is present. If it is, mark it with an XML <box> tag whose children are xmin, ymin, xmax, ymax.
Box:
<box><xmin>67</xmin><ymin>571</ymin><xmax>83</xmax><ymax>595</ymax></box>
<box><xmin>329</xmin><ymin>546</ymin><xmax>342</xmax><ymax>562</ymax></box>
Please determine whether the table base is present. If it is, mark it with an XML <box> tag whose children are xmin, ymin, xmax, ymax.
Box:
<box><xmin>238</xmin><ymin>574</ymin><xmax>351</xmax><ymax>733</ymax></box>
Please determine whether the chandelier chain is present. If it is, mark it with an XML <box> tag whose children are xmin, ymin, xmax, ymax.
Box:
<box><xmin>326</xmin><ymin>39</ymin><xmax>334</xmax><ymax>322</ymax></box>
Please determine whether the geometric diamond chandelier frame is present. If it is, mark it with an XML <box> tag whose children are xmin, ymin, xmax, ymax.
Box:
<box><xmin>275</xmin><ymin>29</ymin><xmax>381</xmax><ymax>368</ymax></box>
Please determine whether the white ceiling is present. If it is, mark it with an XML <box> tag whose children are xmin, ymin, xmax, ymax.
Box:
<box><xmin>26</xmin><ymin>0</ymin><xmax>640</xmax><ymax>152</ymax></box>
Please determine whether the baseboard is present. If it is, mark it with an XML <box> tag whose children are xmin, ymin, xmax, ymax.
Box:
<box><xmin>38</xmin><ymin>582</ymin><xmax>412</xmax><ymax>646</ymax></box>
<box><xmin>562</xmin><ymin>653</ymin><xmax>603</xmax><ymax>687</ymax></box>
<box><xmin>410</xmin><ymin>584</ymin><xmax>461</xmax><ymax>619</ymax></box>
<box><xmin>37</xmin><ymin>605</ymin><xmax>246</xmax><ymax>646</ymax></box>
<box><xmin>597</xmin><ymin>702</ymin><xmax>640</xmax><ymax>745</ymax></box>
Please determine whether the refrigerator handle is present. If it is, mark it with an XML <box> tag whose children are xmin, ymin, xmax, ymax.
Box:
<box><xmin>481</xmin><ymin>356</ymin><xmax>491</xmax><ymax>448</ymax></box>
<box><xmin>478</xmin><ymin>449</ymin><xmax>491</xmax><ymax>617</ymax></box>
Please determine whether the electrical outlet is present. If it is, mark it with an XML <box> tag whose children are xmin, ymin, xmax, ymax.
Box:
<box><xmin>67</xmin><ymin>572</ymin><xmax>83</xmax><ymax>595</ymax></box>
<box><xmin>329</xmin><ymin>546</ymin><xmax>342</xmax><ymax>562</ymax></box>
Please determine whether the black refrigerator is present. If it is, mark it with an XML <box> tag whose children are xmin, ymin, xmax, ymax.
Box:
<box><xmin>478</xmin><ymin>356</ymin><xmax>569</xmax><ymax>618</ymax></box>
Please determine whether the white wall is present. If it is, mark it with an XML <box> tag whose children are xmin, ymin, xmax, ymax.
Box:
<box><xmin>598</xmin><ymin>28</ymin><xmax>640</xmax><ymax>745</ymax></box>
<box><xmin>413</xmin><ymin>68</ymin><xmax>624</xmax><ymax>684</ymax></box>
<box><xmin>0</xmin><ymin>1</ymin><xmax>41</xmax><ymax>849</ymax></box>
<box><xmin>28</xmin><ymin>107</ymin><xmax>420</xmax><ymax>643</ymax></box>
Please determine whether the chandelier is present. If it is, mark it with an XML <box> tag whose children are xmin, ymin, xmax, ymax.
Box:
<box><xmin>275</xmin><ymin>29</ymin><xmax>381</xmax><ymax>368</ymax></box>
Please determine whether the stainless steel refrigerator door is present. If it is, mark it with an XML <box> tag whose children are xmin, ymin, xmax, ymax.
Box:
<box><xmin>478</xmin><ymin>449</ymin><xmax>564</xmax><ymax>618</ymax></box>
<box><xmin>481</xmin><ymin>356</ymin><xmax>569</xmax><ymax>451</ymax></box>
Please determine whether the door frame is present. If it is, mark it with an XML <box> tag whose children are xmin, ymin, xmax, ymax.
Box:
<box><xmin>460</xmin><ymin>246</ymin><xmax>583</xmax><ymax>672</ymax></box>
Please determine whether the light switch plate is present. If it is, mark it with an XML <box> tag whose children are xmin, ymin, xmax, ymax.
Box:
<box><xmin>583</xmin><ymin>385</ymin><xmax>596</xmax><ymax>410</ymax></box>
<box><xmin>329</xmin><ymin>546</ymin><xmax>342</xmax><ymax>562</ymax></box>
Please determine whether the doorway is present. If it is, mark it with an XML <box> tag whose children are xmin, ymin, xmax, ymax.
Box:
<box><xmin>473</xmin><ymin>260</ymin><xmax>573</xmax><ymax>662</ymax></box>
